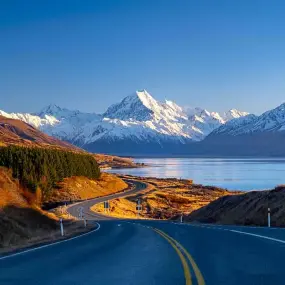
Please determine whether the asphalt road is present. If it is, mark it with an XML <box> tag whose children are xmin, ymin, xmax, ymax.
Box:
<box><xmin>2</xmin><ymin>180</ymin><xmax>285</xmax><ymax>284</ymax></box>
<box><xmin>67</xmin><ymin>179</ymin><xmax>147</xmax><ymax>220</ymax></box>
<box><xmin>2</xmin><ymin>220</ymin><xmax>285</xmax><ymax>284</ymax></box>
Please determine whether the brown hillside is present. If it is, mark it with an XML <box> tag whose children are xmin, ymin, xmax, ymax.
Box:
<box><xmin>186</xmin><ymin>186</ymin><xmax>285</xmax><ymax>227</ymax></box>
<box><xmin>0</xmin><ymin>115</ymin><xmax>78</xmax><ymax>150</ymax></box>
<box><xmin>46</xmin><ymin>173</ymin><xmax>128</xmax><ymax>203</ymax></box>
<box><xmin>0</xmin><ymin>168</ymin><xmax>29</xmax><ymax>208</ymax></box>
<box><xmin>92</xmin><ymin>175</ymin><xmax>239</xmax><ymax>219</ymax></box>
<box><xmin>0</xmin><ymin>167</ymin><xmax>127</xmax><ymax>251</ymax></box>
<box><xmin>0</xmin><ymin>167</ymin><xmax>58</xmax><ymax>249</ymax></box>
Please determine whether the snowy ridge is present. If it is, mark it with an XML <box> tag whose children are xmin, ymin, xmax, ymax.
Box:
<box><xmin>0</xmin><ymin>90</ymin><xmax>249</xmax><ymax>150</ymax></box>
<box><xmin>211</xmin><ymin>114</ymin><xmax>258</xmax><ymax>136</ymax></box>
<box><xmin>0</xmin><ymin>110</ymin><xmax>59</xmax><ymax>128</ymax></box>
<box><xmin>212</xmin><ymin>102</ymin><xmax>285</xmax><ymax>136</ymax></box>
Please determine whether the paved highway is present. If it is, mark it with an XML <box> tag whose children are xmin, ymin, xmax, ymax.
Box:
<box><xmin>2</xmin><ymin>220</ymin><xmax>285</xmax><ymax>284</ymax></box>
<box><xmin>67</xmin><ymin>179</ymin><xmax>148</xmax><ymax>220</ymax></box>
<box><xmin>2</xmin><ymin>180</ymin><xmax>285</xmax><ymax>284</ymax></box>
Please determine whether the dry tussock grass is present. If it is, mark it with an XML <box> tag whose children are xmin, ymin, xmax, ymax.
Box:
<box><xmin>0</xmin><ymin>167</ymin><xmax>98</xmax><ymax>252</ymax></box>
<box><xmin>187</xmin><ymin>187</ymin><xmax>285</xmax><ymax>226</ymax></box>
<box><xmin>47</xmin><ymin>173</ymin><xmax>128</xmax><ymax>203</ymax></box>
<box><xmin>92</xmin><ymin>175</ymin><xmax>238</xmax><ymax>220</ymax></box>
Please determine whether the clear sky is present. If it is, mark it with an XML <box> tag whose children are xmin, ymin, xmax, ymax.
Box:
<box><xmin>1</xmin><ymin>0</ymin><xmax>285</xmax><ymax>114</ymax></box>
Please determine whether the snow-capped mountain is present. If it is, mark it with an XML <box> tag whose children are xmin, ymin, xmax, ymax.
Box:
<box><xmin>201</xmin><ymin>102</ymin><xmax>285</xmax><ymax>156</ymax></box>
<box><xmin>104</xmin><ymin>90</ymin><xmax>188</xmax><ymax>122</ymax></box>
<box><xmin>211</xmin><ymin>102</ymin><xmax>285</xmax><ymax>136</ymax></box>
<box><xmin>222</xmin><ymin>109</ymin><xmax>249</xmax><ymax>121</ymax></box>
<box><xmin>0</xmin><ymin>90</ymin><xmax>249</xmax><ymax>154</ymax></box>
<box><xmin>210</xmin><ymin>114</ymin><xmax>258</xmax><ymax>136</ymax></box>
<box><xmin>0</xmin><ymin>110</ymin><xmax>59</xmax><ymax>129</ymax></box>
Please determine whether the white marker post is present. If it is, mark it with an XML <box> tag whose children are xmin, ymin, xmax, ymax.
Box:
<box><xmin>136</xmin><ymin>199</ymin><xmax>142</xmax><ymax>219</ymax></box>
<box><xmin>78</xmin><ymin>207</ymin><xmax>86</xmax><ymax>227</ymax></box>
<box><xmin>180</xmin><ymin>214</ymin><xmax>183</xmax><ymax>223</ymax></box>
<box><xmin>60</xmin><ymin>218</ymin><xmax>64</xmax><ymax>236</ymax></box>
<box><xmin>268</xmin><ymin>208</ymin><xmax>271</xmax><ymax>228</ymax></box>
<box><xmin>82</xmin><ymin>213</ymin><xmax>87</xmax><ymax>228</ymax></box>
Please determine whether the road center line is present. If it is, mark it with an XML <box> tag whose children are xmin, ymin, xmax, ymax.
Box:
<box><xmin>155</xmin><ymin>228</ymin><xmax>205</xmax><ymax>285</ymax></box>
<box><xmin>153</xmin><ymin>228</ymin><xmax>192</xmax><ymax>285</ymax></box>
<box><xmin>230</xmin><ymin>229</ymin><xmax>285</xmax><ymax>244</ymax></box>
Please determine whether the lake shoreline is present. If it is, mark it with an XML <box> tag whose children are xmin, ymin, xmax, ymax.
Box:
<box><xmin>106</xmin><ymin>157</ymin><xmax>285</xmax><ymax>191</ymax></box>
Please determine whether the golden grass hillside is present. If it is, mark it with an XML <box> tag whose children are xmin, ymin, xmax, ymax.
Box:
<box><xmin>0</xmin><ymin>168</ymin><xmax>28</xmax><ymax>208</ymax></box>
<box><xmin>0</xmin><ymin>167</ymin><xmax>59</xmax><ymax>250</ymax></box>
<box><xmin>47</xmin><ymin>173</ymin><xmax>128</xmax><ymax>203</ymax></box>
<box><xmin>186</xmin><ymin>185</ymin><xmax>285</xmax><ymax>226</ymax></box>
<box><xmin>0</xmin><ymin>167</ymin><xmax>127</xmax><ymax>251</ymax></box>
<box><xmin>92</xmin><ymin>175</ymin><xmax>240</xmax><ymax>219</ymax></box>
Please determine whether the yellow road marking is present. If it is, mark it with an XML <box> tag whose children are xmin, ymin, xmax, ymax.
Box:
<box><xmin>153</xmin><ymin>228</ymin><xmax>192</xmax><ymax>285</ymax></box>
<box><xmin>154</xmin><ymin>228</ymin><xmax>205</xmax><ymax>285</ymax></box>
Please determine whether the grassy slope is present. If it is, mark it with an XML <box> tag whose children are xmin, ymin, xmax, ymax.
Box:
<box><xmin>0</xmin><ymin>167</ymin><xmax>127</xmax><ymax>251</ymax></box>
<box><xmin>186</xmin><ymin>186</ymin><xmax>285</xmax><ymax>226</ymax></box>
<box><xmin>46</xmin><ymin>173</ymin><xmax>128</xmax><ymax>203</ymax></box>
<box><xmin>0</xmin><ymin>167</ymin><xmax>59</xmax><ymax>249</ymax></box>
<box><xmin>92</xmin><ymin>175</ymin><xmax>239</xmax><ymax>219</ymax></box>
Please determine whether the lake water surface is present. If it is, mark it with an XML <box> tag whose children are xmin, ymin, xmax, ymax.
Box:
<box><xmin>107</xmin><ymin>158</ymin><xmax>285</xmax><ymax>191</ymax></box>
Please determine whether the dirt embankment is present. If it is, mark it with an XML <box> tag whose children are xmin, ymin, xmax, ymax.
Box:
<box><xmin>185</xmin><ymin>185</ymin><xmax>285</xmax><ymax>227</ymax></box>
<box><xmin>92</xmin><ymin>175</ymin><xmax>240</xmax><ymax>219</ymax></box>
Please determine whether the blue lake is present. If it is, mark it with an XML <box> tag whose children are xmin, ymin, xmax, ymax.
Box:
<box><xmin>107</xmin><ymin>158</ymin><xmax>285</xmax><ymax>191</ymax></box>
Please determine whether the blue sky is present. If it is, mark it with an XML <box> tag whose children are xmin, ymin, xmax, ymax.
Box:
<box><xmin>1</xmin><ymin>0</ymin><xmax>285</xmax><ymax>114</ymax></box>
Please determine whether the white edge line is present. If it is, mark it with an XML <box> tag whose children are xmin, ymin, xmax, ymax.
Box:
<box><xmin>230</xmin><ymin>229</ymin><xmax>285</xmax><ymax>244</ymax></box>
<box><xmin>0</xmin><ymin>222</ymin><xmax>101</xmax><ymax>261</ymax></box>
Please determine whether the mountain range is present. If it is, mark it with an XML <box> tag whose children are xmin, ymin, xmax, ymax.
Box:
<box><xmin>0</xmin><ymin>90</ymin><xmax>248</xmax><ymax>154</ymax></box>
<box><xmin>0</xmin><ymin>115</ymin><xmax>77</xmax><ymax>151</ymax></box>
<box><xmin>200</xmin><ymin>102</ymin><xmax>285</xmax><ymax>156</ymax></box>
<box><xmin>1</xmin><ymin>89</ymin><xmax>285</xmax><ymax>156</ymax></box>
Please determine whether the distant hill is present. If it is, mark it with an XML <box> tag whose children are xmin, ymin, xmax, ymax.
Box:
<box><xmin>0</xmin><ymin>115</ymin><xmax>78</xmax><ymax>150</ymax></box>
<box><xmin>185</xmin><ymin>186</ymin><xmax>285</xmax><ymax>227</ymax></box>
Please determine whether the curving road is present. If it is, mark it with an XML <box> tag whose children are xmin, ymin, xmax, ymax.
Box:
<box><xmin>2</xmin><ymin>180</ymin><xmax>285</xmax><ymax>284</ymax></box>
<box><xmin>67</xmin><ymin>179</ymin><xmax>148</xmax><ymax>220</ymax></box>
<box><xmin>2</xmin><ymin>220</ymin><xmax>285</xmax><ymax>284</ymax></box>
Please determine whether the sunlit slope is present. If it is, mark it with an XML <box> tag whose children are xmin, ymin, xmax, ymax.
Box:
<box><xmin>186</xmin><ymin>186</ymin><xmax>285</xmax><ymax>226</ymax></box>
<box><xmin>92</xmin><ymin>175</ymin><xmax>240</xmax><ymax>219</ymax></box>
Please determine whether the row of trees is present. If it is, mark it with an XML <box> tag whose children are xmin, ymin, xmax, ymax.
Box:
<box><xmin>0</xmin><ymin>146</ymin><xmax>100</xmax><ymax>198</ymax></box>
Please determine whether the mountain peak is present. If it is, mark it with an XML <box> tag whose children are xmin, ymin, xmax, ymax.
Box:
<box><xmin>103</xmin><ymin>90</ymin><xmax>159</xmax><ymax>121</ymax></box>
<box><xmin>37</xmin><ymin>104</ymin><xmax>82</xmax><ymax>120</ymax></box>
<box><xmin>39</xmin><ymin>104</ymin><xmax>63</xmax><ymax>115</ymax></box>
<box><xmin>134</xmin><ymin>89</ymin><xmax>160</xmax><ymax>110</ymax></box>
<box><xmin>223</xmin><ymin>109</ymin><xmax>249</xmax><ymax>121</ymax></box>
